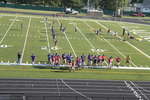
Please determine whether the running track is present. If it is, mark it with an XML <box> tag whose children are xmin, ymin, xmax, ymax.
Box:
<box><xmin>0</xmin><ymin>79</ymin><xmax>150</xmax><ymax>100</ymax></box>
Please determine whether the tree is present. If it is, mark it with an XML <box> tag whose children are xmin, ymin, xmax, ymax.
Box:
<box><xmin>130</xmin><ymin>0</ymin><xmax>144</xmax><ymax>4</ymax></box>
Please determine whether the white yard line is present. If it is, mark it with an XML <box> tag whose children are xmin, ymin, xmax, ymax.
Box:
<box><xmin>20</xmin><ymin>17</ymin><xmax>31</xmax><ymax>63</ymax></box>
<box><xmin>84</xmin><ymin>21</ymin><xmax>108</xmax><ymax>65</ymax></box>
<box><xmin>95</xmin><ymin>21</ymin><xmax>137</xmax><ymax>67</ymax></box>
<box><xmin>117</xmin><ymin>22</ymin><xmax>150</xmax><ymax>59</ymax></box>
<box><xmin>0</xmin><ymin>16</ymin><xmax>17</xmax><ymax>45</ymax></box>
<box><xmin>0</xmin><ymin>62</ymin><xmax>150</xmax><ymax>69</ymax></box>
<box><xmin>56</xmin><ymin>17</ymin><xmax>77</xmax><ymax>57</ymax></box>
<box><xmin>125</xmin><ymin>41</ymin><xmax>150</xmax><ymax>59</ymax></box>
<box><xmin>61</xmin><ymin>79</ymin><xmax>92</xmax><ymax>100</ymax></box>
<box><xmin>84</xmin><ymin>21</ymin><xmax>136</xmax><ymax>66</ymax></box>
<box><xmin>75</xmin><ymin>25</ymin><xmax>95</xmax><ymax>49</ymax></box>
<box><xmin>44</xmin><ymin>19</ymin><xmax>51</xmax><ymax>53</ymax></box>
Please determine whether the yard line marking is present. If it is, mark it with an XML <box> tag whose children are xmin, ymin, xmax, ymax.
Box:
<box><xmin>56</xmin><ymin>17</ymin><xmax>77</xmax><ymax>57</ymax></box>
<box><xmin>124</xmin><ymin>81</ymin><xmax>142</xmax><ymax>99</ymax></box>
<box><xmin>74</xmin><ymin>24</ymin><xmax>95</xmax><ymax>49</ymax></box>
<box><xmin>20</xmin><ymin>17</ymin><xmax>31</xmax><ymax>63</ymax></box>
<box><xmin>125</xmin><ymin>41</ymin><xmax>150</xmax><ymax>59</ymax></box>
<box><xmin>78</xmin><ymin>21</ymin><xmax>109</xmax><ymax>65</ymax></box>
<box><xmin>98</xmin><ymin>20</ymin><xmax>150</xmax><ymax>59</ymax></box>
<box><xmin>117</xmin><ymin>22</ymin><xmax>150</xmax><ymax>59</ymax></box>
<box><xmin>95</xmin><ymin>21</ymin><xmax>137</xmax><ymax>67</ymax></box>
<box><xmin>130</xmin><ymin>81</ymin><xmax>149</xmax><ymax>100</ymax></box>
<box><xmin>44</xmin><ymin>19</ymin><xmax>51</xmax><ymax>53</ymax></box>
<box><xmin>0</xmin><ymin>16</ymin><xmax>17</xmax><ymax>45</ymax></box>
<box><xmin>72</xmin><ymin>22</ymin><xmax>108</xmax><ymax>66</ymax></box>
<box><xmin>61</xmin><ymin>79</ymin><xmax>92</xmax><ymax>100</ymax></box>
<box><xmin>82</xmin><ymin>21</ymin><xmax>129</xmax><ymax>66</ymax></box>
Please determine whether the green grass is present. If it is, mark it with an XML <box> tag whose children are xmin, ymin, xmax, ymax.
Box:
<box><xmin>0</xmin><ymin>65</ymin><xmax>150</xmax><ymax>81</ymax></box>
<box><xmin>0</xmin><ymin>7</ymin><xmax>61</xmax><ymax>14</ymax></box>
<box><xmin>0</xmin><ymin>13</ymin><xmax>149</xmax><ymax>67</ymax></box>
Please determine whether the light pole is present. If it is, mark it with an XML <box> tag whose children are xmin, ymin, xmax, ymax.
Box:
<box><xmin>87</xmin><ymin>0</ymin><xmax>90</xmax><ymax>11</ymax></box>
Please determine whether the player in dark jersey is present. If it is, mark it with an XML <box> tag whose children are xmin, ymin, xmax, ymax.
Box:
<box><xmin>62</xmin><ymin>53</ymin><xmax>66</xmax><ymax>64</ymax></box>
<box><xmin>51</xmin><ymin>26</ymin><xmax>56</xmax><ymax>40</ymax></box>
<box><xmin>93</xmin><ymin>55</ymin><xmax>97</xmax><ymax>65</ymax></box>
<box><xmin>96</xmin><ymin>30</ymin><xmax>99</xmax><ymax>36</ymax></box>
<box><xmin>122</xmin><ymin>28</ymin><xmax>126</xmax><ymax>36</ymax></box>
<box><xmin>31</xmin><ymin>54</ymin><xmax>36</xmax><ymax>64</ymax></box>
<box><xmin>87</xmin><ymin>54</ymin><xmax>91</xmax><ymax>66</ymax></box>
<box><xmin>107</xmin><ymin>29</ymin><xmax>111</xmax><ymax>33</ymax></box>
<box><xmin>47</xmin><ymin>54</ymin><xmax>51</xmax><ymax>64</ymax></box>
<box><xmin>17</xmin><ymin>52</ymin><xmax>21</xmax><ymax>64</ymax></box>
<box><xmin>54</xmin><ymin>39</ymin><xmax>58</xmax><ymax>49</ymax></box>
<box><xmin>81</xmin><ymin>54</ymin><xmax>86</xmax><ymax>66</ymax></box>
<box><xmin>75</xmin><ymin>27</ymin><xmax>77</xmax><ymax>32</ymax></box>
<box><xmin>61</xmin><ymin>27</ymin><xmax>66</xmax><ymax>32</ymax></box>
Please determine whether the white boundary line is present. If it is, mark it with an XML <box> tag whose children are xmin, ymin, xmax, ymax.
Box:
<box><xmin>75</xmin><ymin>25</ymin><xmax>95</xmax><ymax>49</ymax></box>
<box><xmin>44</xmin><ymin>18</ymin><xmax>51</xmax><ymax>53</ymax></box>
<box><xmin>61</xmin><ymin>79</ymin><xmax>92</xmax><ymax>100</ymax></box>
<box><xmin>95</xmin><ymin>21</ymin><xmax>137</xmax><ymax>67</ymax></box>
<box><xmin>20</xmin><ymin>17</ymin><xmax>31</xmax><ymax>63</ymax></box>
<box><xmin>56</xmin><ymin>17</ymin><xmax>77</xmax><ymax>57</ymax></box>
<box><xmin>130</xmin><ymin>81</ymin><xmax>149</xmax><ymax>100</ymax></box>
<box><xmin>0</xmin><ymin>62</ymin><xmax>150</xmax><ymax>70</ymax></box>
<box><xmin>117</xmin><ymin>22</ymin><xmax>150</xmax><ymax>59</ymax></box>
<box><xmin>0</xmin><ymin>16</ymin><xmax>17</xmax><ymax>45</ymax></box>
<box><xmin>80</xmin><ymin>20</ymin><xmax>134</xmax><ymax>66</ymax></box>
<box><xmin>97</xmin><ymin>20</ymin><xmax>150</xmax><ymax>59</ymax></box>
<box><xmin>80</xmin><ymin>21</ymin><xmax>109</xmax><ymax>66</ymax></box>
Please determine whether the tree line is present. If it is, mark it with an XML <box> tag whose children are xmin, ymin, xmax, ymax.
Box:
<box><xmin>0</xmin><ymin>0</ymin><xmax>144</xmax><ymax>10</ymax></box>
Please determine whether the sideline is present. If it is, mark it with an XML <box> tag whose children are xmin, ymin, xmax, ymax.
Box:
<box><xmin>0</xmin><ymin>62</ymin><xmax>150</xmax><ymax>70</ymax></box>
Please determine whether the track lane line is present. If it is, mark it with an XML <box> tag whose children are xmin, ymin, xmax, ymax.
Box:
<box><xmin>61</xmin><ymin>79</ymin><xmax>92</xmax><ymax>100</ymax></box>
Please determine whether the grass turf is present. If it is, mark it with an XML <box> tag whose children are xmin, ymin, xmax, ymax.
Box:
<box><xmin>0</xmin><ymin>65</ymin><xmax>150</xmax><ymax>81</ymax></box>
<box><xmin>0</xmin><ymin>14</ymin><xmax>149</xmax><ymax>67</ymax></box>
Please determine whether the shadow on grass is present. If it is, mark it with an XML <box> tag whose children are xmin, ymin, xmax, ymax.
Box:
<box><xmin>33</xmin><ymin>66</ymin><xmax>50</xmax><ymax>69</ymax></box>
<box><xmin>33</xmin><ymin>66</ymin><xmax>71</xmax><ymax>73</ymax></box>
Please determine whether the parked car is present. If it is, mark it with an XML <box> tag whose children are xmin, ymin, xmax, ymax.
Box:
<box><xmin>71</xmin><ymin>10</ymin><xmax>79</xmax><ymax>14</ymax></box>
<box><xmin>65</xmin><ymin>8</ymin><xmax>79</xmax><ymax>15</ymax></box>
<box><xmin>132</xmin><ymin>13</ymin><xmax>145</xmax><ymax>17</ymax></box>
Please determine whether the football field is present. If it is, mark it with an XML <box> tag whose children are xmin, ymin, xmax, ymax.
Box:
<box><xmin>0</xmin><ymin>14</ymin><xmax>149</xmax><ymax>67</ymax></box>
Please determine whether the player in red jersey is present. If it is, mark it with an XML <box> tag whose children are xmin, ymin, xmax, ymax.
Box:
<box><xmin>115</xmin><ymin>57</ymin><xmax>121</xmax><ymax>67</ymax></box>
<box><xmin>108</xmin><ymin>56</ymin><xmax>113</xmax><ymax>69</ymax></box>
